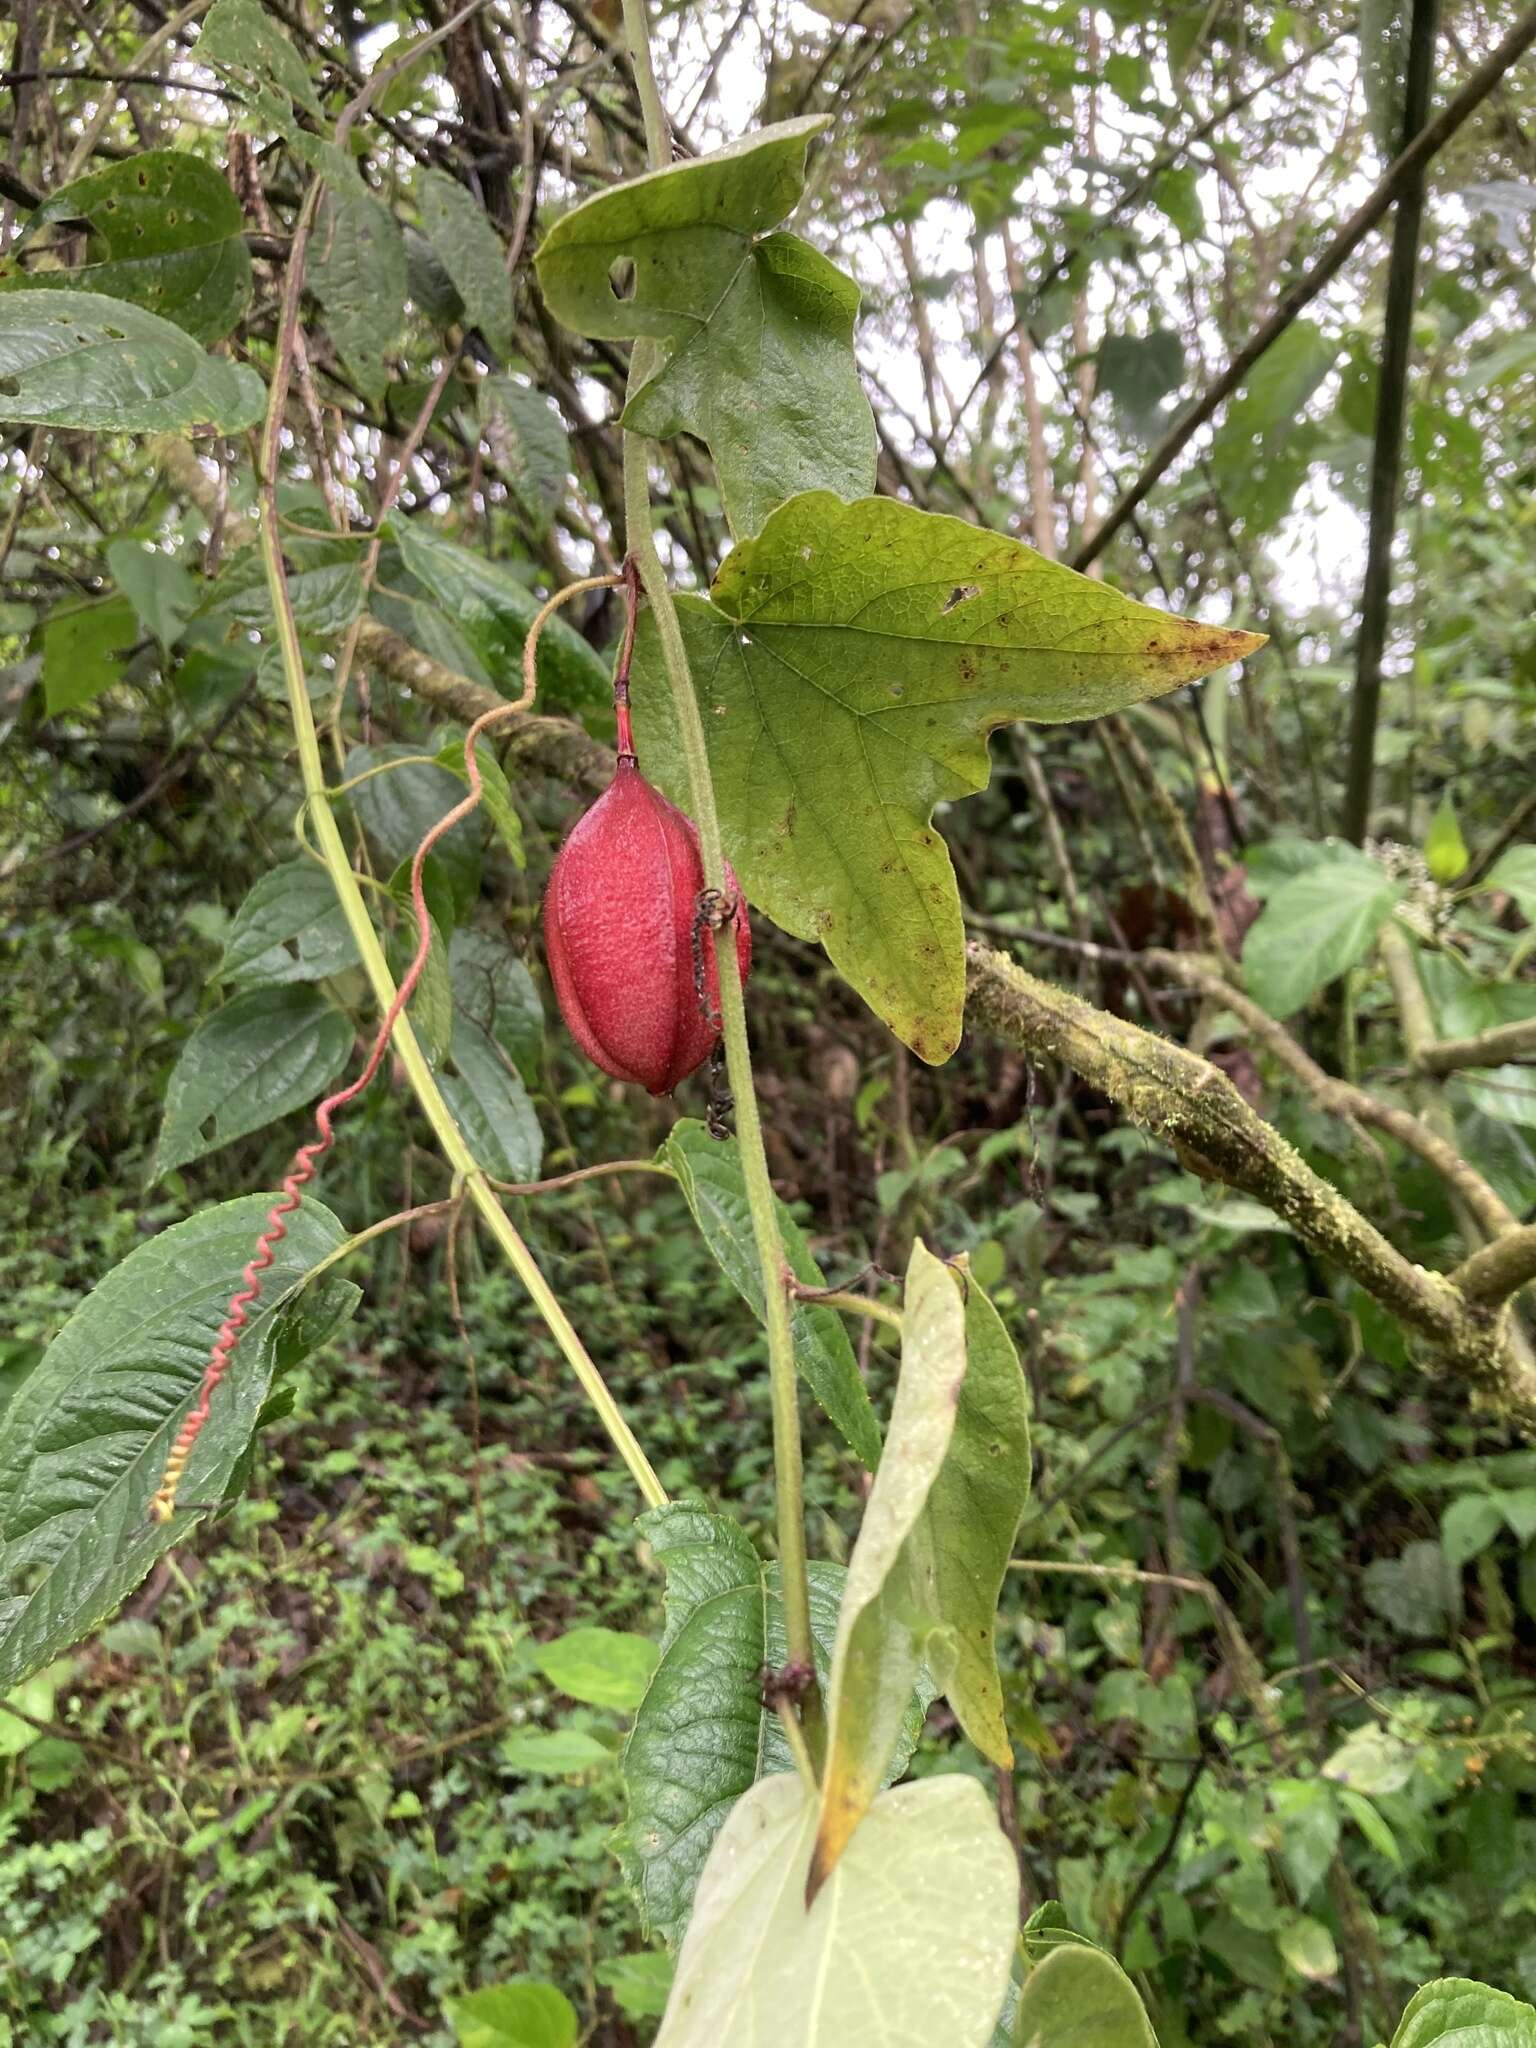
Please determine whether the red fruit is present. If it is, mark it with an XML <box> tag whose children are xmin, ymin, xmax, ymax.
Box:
<box><xmin>544</xmin><ymin>758</ymin><xmax>751</xmax><ymax>1096</ymax></box>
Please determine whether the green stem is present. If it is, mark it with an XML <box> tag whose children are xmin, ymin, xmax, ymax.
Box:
<box><xmin>259</xmin><ymin>190</ymin><xmax>665</xmax><ymax>1516</ymax></box>
<box><xmin>618</xmin><ymin>0</ymin><xmax>816</xmax><ymax>1696</ymax></box>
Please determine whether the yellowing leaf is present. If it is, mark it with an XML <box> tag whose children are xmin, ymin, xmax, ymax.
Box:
<box><xmin>632</xmin><ymin>492</ymin><xmax>1263</xmax><ymax>1059</ymax></box>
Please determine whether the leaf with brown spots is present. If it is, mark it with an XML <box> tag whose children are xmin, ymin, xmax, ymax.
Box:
<box><xmin>632</xmin><ymin>492</ymin><xmax>1264</xmax><ymax>1059</ymax></box>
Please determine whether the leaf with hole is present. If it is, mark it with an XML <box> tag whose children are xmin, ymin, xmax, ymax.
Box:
<box><xmin>0</xmin><ymin>289</ymin><xmax>263</xmax><ymax>433</ymax></box>
<box><xmin>536</xmin><ymin>117</ymin><xmax>874</xmax><ymax>537</ymax></box>
<box><xmin>654</xmin><ymin>1772</ymin><xmax>1016</xmax><ymax>2047</ymax></box>
<box><xmin>632</xmin><ymin>492</ymin><xmax>1262</xmax><ymax>1060</ymax></box>
<box><xmin>418</xmin><ymin>170</ymin><xmax>513</xmax><ymax>356</ymax></box>
<box><xmin>153</xmin><ymin>985</ymin><xmax>353</xmax><ymax>1180</ymax></box>
<box><xmin>219</xmin><ymin>860</ymin><xmax>362</xmax><ymax>987</ymax></box>
<box><xmin>664</xmin><ymin>1119</ymin><xmax>881</xmax><ymax>1469</ymax></box>
<box><xmin>618</xmin><ymin>1503</ymin><xmax>929</xmax><ymax>1946</ymax></box>
<box><xmin>0</xmin><ymin>1194</ymin><xmax>355</xmax><ymax>1692</ymax></box>
<box><xmin>0</xmin><ymin>152</ymin><xmax>252</xmax><ymax>344</ymax></box>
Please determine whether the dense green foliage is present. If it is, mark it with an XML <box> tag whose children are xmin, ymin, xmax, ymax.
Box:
<box><xmin>4</xmin><ymin>0</ymin><xmax>1536</xmax><ymax>2043</ymax></box>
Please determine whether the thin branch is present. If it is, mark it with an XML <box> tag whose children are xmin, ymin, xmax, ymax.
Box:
<box><xmin>1078</xmin><ymin>4</ymin><xmax>1536</xmax><ymax>569</ymax></box>
<box><xmin>1417</xmin><ymin>1014</ymin><xmax>1536</xmax><ymax>1076</ymax></box>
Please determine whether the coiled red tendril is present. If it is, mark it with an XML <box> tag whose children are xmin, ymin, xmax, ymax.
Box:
<box><xmin>147</xmin><ymin>593</ymin><xmax>618</xmax><ymax>1523</ymax></box>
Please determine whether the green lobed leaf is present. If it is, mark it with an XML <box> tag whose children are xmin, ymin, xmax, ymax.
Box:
<box><xmin>0</xmin><ymin>1195</ymin><xmax>356</xmax><ymax>1692</ymax></box>
<box><xmin>1013</xmin><ymin>1944</ymin><xmax>1160</xmax><ymax>2047</ymax></box>
<box><xmin>42</xmin><ymin>594</ymin><xmax>138</xmax><ymax>715</ymax></box>
<box><xmin>418</xmin><ymin>170</ymin><xmax>513</xmax><ymax>355</ymax></box>
<box><xmin>219</xmin><ymin>859</ymin><xmax>362</xmax><ymax>986</ymax></box>
<box><xmin>664</xmin><ymin>1119</ymin><xmax>881</xmax><ymax>1469</ymax></box>
<box><xmin>0</xmin><ymin>151</ymin><xmax>252</xmax><ymax>344</ymax></box>
<box><xmin>618</xmin><ymin>1503</ymin><xmax>928</xmax><ymax>1946</ymax></box>
<box><xmin>1241</xmin><ymin>847</ymin><xmax>1399</xmax><ymax>1017</ymax></box>
<box><xmin>654</xmin><ymin>1772</ymin><xmax>1016</xmax><ymax>2048</ymax></box>
<box><xmin>445</xmin><ymin>1980</ymin><xmax>578</xmax><ymax>2048</ymax></box>
<box><xmin>0</xmin><ymin>288</ymin><xmax>264</xmax><ymax>433</ymax></box>
<box><xmin>812</xmin><ymin>1240</ymin><xmax>967</xmax><ymax>1892</ymax></box>
<box><xmin>309</xmin><ymin>183</ymin><xmax>407</xmax><ymax>405</ymax></box>
<box><xmin>916</xmin><ymin>1265</ymin><xmax>1031</xmax><ymax>1768</ymax></box>
<box><xmin>1391</xmin><ymin>1979</ymin><xmax>1536</xmax><ymax>2048</ymax></box>
<box><xmin>631</xmin><ymin>492</ymin><xmax>1264</xmax><ymax>1060</ymax></box>
<box><xmin>153</xmin><ymin>985</ymin><xmax>353</xmax><ymax>1180</ymax></box>
<box><xmin>536</xmin><ymin>118</ymin><xmax>874</xmax><ymax>538</ymax></box>
<box><xmin>387</xmin><ymin>520</ymin><xmax>611</xmax><ymax>710</ymax></box>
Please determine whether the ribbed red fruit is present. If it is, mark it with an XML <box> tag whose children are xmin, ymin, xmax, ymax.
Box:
<box><xmin>544</xmin><ymin>759</ymin><xmax>751</xmax><ymax>1096</ymax></box>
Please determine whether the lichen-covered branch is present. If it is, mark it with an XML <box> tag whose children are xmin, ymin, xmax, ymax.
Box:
<box><xmin>1147</xmin><ymin>950</ymin><xmax>1517</xmax><ymax>1238</ymax></box>
<box><xmin>965</xmin><ymin>941</ymin><xmax>1536</xmax><ymax>1424</ymax></box>
<box><xmin>1453</xmin><ymin>1228</ymin><xmax>1536</xmax><ymax>1310</ymax></box>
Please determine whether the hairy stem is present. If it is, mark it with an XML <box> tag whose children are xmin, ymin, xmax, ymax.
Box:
<box><xmin>619</xmin><ymin>0</ymin><xmax>816</xmax><ymax>1704</ymax></box>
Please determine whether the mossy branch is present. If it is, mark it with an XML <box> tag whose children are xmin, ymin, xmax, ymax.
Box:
<box><xmin>965</xmin><ymin>941</ymin><xmax>1536</xmax><ymax>1424</ymax></box>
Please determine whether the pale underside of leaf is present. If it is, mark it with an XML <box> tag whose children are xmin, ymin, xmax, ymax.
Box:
<box><xmin>656</xmin><ymin>1772</ymin><xmax>1017</xmax><ymax>2048</ymax></box>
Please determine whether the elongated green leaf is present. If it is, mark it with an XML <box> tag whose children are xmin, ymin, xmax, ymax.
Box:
<box><xmin>219</xmin><ymin>860</ymin><xmax>362</xmax><ymax>986</ymax></box>
<box><xmin>440</xmin><ymin>1017</ymin><xmax>542</xmax><ymax>1181</ymax></box>
<box><xmin>447</xmin><ymin>1981</ymin><xmax>578</xmax><ymax>2048</ymax></box>
<box><xmin>632</xmin><ymin>493</ymin><xmax>1263</xmax><ymax>1060</ymax></box>
<box><xmin>536</xmin><ymin>1626</ymin><xmax>658</xmax><ymax>1712</ymax></box>
<box><xmin>619</xmin><ymin>1503</ymin><xmax>927</xmax><ymax>1946</ymax></box>
<box><xmin>0</xmin><ymin>1195</ymin><xmax>355</xmax><ymax>1692</ymax></box>
<box><xmin>345</xmin><ymin>742</ymin><xmax>483</xmax><ymax>913</ymax></box>
<box><xmin>1391</xmin><ymin>1978</ymin><xmax>1536</xmax><ymax>2048</ymax></box>
<box><xmin>449</xmin><ymin>928</ymin><xmax>543</xmax><ymax>1079</ymax></box>
<box><xmin>419</xmin><ymin>170</ymin><xmax>513</xmax><ymax>355</ymax></box>
<box><xmin>42</xmin><ymin>595</ymin><xmax>138</xmax><ymax>715</ymax></box>
<box><xmin>917</xmin><ymin>1268</ymin><xmax>1030</xmax><ymax>1767</ymax></box>
<box><xmin>1242</xmin><ymin>849</ymin><xmax>1399</xmax><ymax>1017</ymax></box>
<box><xmin>811</xmin><ymin>1240</ymin><xmax>967</xmax><ymax>1892</ymax></box>
<box><xmin>655</xmin><ymin>1772</ymin><xmax>1016</xmax><ymax>2048</ymax></box>
<box><xmin>0</xmin><ymin>152</ymin><xmax>252</xmax><ymax>343</ymax></box>
<box><xmin>480</xmin><ymin>376</ymin><xmax>572</xmax><ymax>531</ymax></box>
<box><xmin>153</xmin><ymin>986</ymin><xmax>353</xmax><ymax>1179</ymax></box>
<box><xmin>310</xmin><ymin>184</ymin><xmax>407</xmax><ymax>404</ymax></box>
<box><xmin>1013</xmin><ymin>1945</ymin><xmax>1159</xmax><ymax>2048</ymax></box>
<box><xmin>388</xmin><ymin>520</ymin><xmax>611</xmax><ymax>710</ymax></box>
<box><xmin>0</xmin><ymin>289</ymin><xmax>264</xmax><ymax>433</ymax></box>
<box><xmin>536</xmin><ymin>118</ymin><xmax>874</xmax><ymax>537</ymax></box>
<box><xmin>198</xmin><ymin>0</ymin><xmax>324</xmax><ymax>125</ymax></box>
<box><xmin>435</xmin><ymin>739</ymin><xmax>525</xmax><ymax>868</ymax></box>
<box><xmin>664</xmin><ymin>1120</ymin><xmax>881</xmax><ymax>1469</ymax></box>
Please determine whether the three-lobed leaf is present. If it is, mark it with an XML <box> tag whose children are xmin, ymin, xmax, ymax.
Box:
<box><xmin>0</xmin><ymin>1195</ymin><xmax>356</xmax><ymax>1692</ymax></box>
<box><xmin>536</xmin><ymin>117</ymin><xmax>874</xmax><ymax>538</ymax></box>
<box><xmin>632</xmin><ymin>492</ymin><xmax>1263</xmax><ymax>1060</ymax></box>
<box><xmin>664</xmin><ymin>1120</ymin><xmax>881</xmax><ymax>1469</ymax></box>
<box><xmin>0</xmin><ymin>289</ymin><xmax>264</xmax><ymax>433</ymax></box>
<box><xmin>654</xmin><ymin>1772</ymin><xmax>1016</xmax><ymax>2048</ymax></box>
